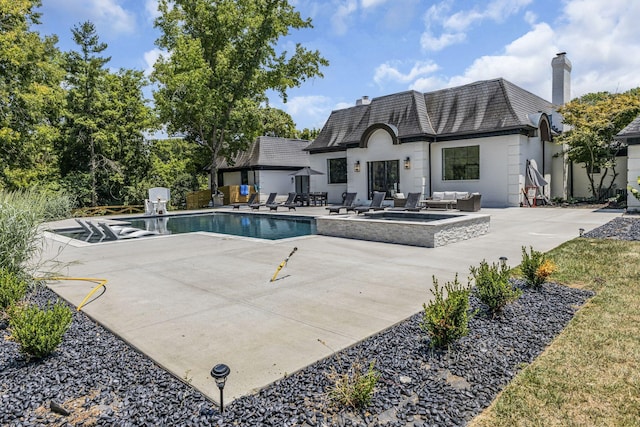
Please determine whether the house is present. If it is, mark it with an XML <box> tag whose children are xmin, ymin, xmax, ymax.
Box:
<box><xmin>304</xmin><ymin>55</ymin><xmax>577</xmax><ymax>207</ymax></box>
<box><xmin>220</xmin><ymin>53</ymin><xmax>632</xmax><ymax>208</ymax></box>
<box><xmin>616</xmin><ymin>115</ymin><xmax>640</xmax><ymax>211</ymax></box>
<box><xmin>216</xmin><ymin>136</ymin><xmax>311</xmax><ymax>201</ymax></box>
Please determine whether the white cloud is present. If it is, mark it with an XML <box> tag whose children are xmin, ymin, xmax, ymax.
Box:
<box><xmin>143</xmin><ymin>48</ymin><xmax>164</xmax><ymax>76</ymax></box>
<box><xmin>88</xmin><ymin>0</ymin><xmax>136</xmax><ymax>35</ymax></box>
<box><xmin>145</xmin><ymin>0</ymin><xmax>161</xmax><ymax>21</ymax></box>
<box><xmin>361</xmin><ymin>0</ymin><xmax>389</xmax><ymax>8</ymax></box>
<box><xmin>412</xmin><ymin>0</ymin><xmax>640</xmax><ymax>102</ymax></box>
<box><xmin>282</xmin><ymin>95</ymin><xmax>334</xmax><ymax>129</ymax></box>
<box><xmin>420</xmin><ymin>0</ymin><xmax>532</xmax><ymax>51</ymax></box>
<box><xmin>420</xmin><ymin>31</ymin><xmax>466</xmax><ymax>51</ymax></box>
<box><xmin>331</xmin><ymin>0</ymin><xmax>358</xmax><ymax>35</ymax></box>
<box><xmin>44</xmin><ymin>0</ymin><xmax>136</xmax><ymax>36</ymax></box>
<box><xmin>374</xmin><ymin>61</ymin><xmax>439</xmax><ymax>86</ymax></box>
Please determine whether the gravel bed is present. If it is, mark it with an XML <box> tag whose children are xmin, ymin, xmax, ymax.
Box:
<box><xmin>3</xmin><ymin>216</ymin><xmax>636</xmax><ymax>426</ymax></box>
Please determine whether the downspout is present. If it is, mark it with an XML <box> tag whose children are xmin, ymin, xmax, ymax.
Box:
<box><xmin>428</xmin><ymin>139</ymin><xmax>434</xmax><ymax>196</ymax></box>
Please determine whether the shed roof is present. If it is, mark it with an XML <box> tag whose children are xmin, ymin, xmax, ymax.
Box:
<box><xmin>217</xmin><ymin>136</ymin><xmax>310</xmax><ymax>169</ymax></box>
<box><xmin>306</xmin><ymin>78</ymin><xmax>554</xmax><ymax>152</ymax></box>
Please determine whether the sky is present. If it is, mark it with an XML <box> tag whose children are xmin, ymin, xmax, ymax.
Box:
<box><xmin>36</xmin><ymin>0</ymin><xmax>640</xmax><ymax>131</ymax></box>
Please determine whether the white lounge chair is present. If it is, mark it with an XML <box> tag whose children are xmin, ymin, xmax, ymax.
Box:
<box><xmin>98</xmin><ymin>222</ymin><xmax>158</xmax><ymax>240</ymax></box>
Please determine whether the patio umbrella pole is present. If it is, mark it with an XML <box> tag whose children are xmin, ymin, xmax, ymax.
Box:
<box><xmin>270</xmin><ymin>247</ymin><xmax>298</xmax><ymax>282</ymax></box>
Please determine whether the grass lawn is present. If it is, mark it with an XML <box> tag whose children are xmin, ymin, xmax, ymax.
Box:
<box><xmin>470</xmin><ymin>238</ymin><xmax>640</xmax><ymax>426</ymax></box>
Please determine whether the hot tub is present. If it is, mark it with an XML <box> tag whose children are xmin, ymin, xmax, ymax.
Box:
<box><xmin>316</xmin><ymin>211</ymin><xmax>489</xmax><ymax>247</ymax></box>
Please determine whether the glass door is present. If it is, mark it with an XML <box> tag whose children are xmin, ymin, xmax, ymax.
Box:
<box><xmin>367</xmin><ymin>160</ymin><xmax>399</xmax><ymax>199</ymax></box>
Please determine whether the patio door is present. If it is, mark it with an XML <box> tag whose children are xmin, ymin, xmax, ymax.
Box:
<box><xmin>367</xmin><ymin>160</ymin><xmax>399</xmax><ymax>199</ymax></box>
<box><xmin>295</xmin><ymin>176</ymin><xmax>309</xmax><ymax>193</ymax></box>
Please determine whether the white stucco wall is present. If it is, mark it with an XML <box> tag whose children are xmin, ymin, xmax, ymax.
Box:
<box><xmin>255</xmin><ymin>171</ymin><xmax>296</xmax><ymax>203</ymax></box>
<box><xmin>431</xmin><ymin>135</ymin><xmax>537</xmax><ymax>207</ymax></box>
<box><xmin>308</xmin><ymin>152</ymin><xmax>348</xmax><ymax>204</ymax></box>
<box><xmin>627</xmin><ymin>147</ymin><xmax>640</xmax><ymax>211</ymax></box>
<box><xmin>571</xmin><ymin>157</ymin><xmax>628</xmax><ymax>200</ymax></box>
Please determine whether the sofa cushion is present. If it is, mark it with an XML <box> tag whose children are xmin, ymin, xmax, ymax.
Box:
<box><xmin>455</xmin><ymin>191</ymin><xmax>469</xmax><ymax>199</ymax></box>
<box><xmin>443</xmin><ymin>191</ymin><xmax>457</xmax><ymax>200</ymax></box>
<box><xmin>432</xmin><ymin>192</ymin><xmax>445</xmax><ymax>200</ymax></box>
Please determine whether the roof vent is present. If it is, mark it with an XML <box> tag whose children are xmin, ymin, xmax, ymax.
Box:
<box><xmin>356</xmin><ymin>96</ymin><xmax>371</xmax><ymax>106</ymax></box>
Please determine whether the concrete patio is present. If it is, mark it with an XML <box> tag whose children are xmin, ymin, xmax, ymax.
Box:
<box><xmin>39</xmin><ymin>206</ymin><xmax>621</xmax><ymax>404</ymax></box>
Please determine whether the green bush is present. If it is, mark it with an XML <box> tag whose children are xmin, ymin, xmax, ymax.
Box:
<box><xmin>520</xmin><ymin>246</ymin><xmax>556</xmax><ymax>288</ymax></box>
<box><xmin>470</xmin><ymin>260</ymin><xmax>522</xmax><ymax>316</ymax></box>
<box><xmin>328</xmin><ymin>359</ymin><xmax>380</xmax><ymax>409</ymax></box>
<box><xmin>8</xmin><ymin>300</ymin><xmax>73</xmax><ymax>360</ymax></box>
<box><xmin>0</xmin><ymin>269</ymin><xmax>29</xmax><ymax>311</ymax></box>
<box><xmin>420</xmin><ymin>274</ymin><xmax>472</xmax><ymax>348</ymax></box>
<box><xmin>0</xmin><ymin>189</ymin><xmax>73</xmax><ymax>275</ymax></box>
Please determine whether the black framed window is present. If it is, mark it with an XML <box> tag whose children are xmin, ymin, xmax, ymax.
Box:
<box><xmin>327</xmin><ymin>158</ymin><xmax>347</xmax><ymax>183</ymax></box>
<box><xmin>241</xmin><ymin>170</ymin><xmax>249</xmax><ymax>185</ymax></box>
<box><xmin>443</xmin><ymin>146</ymin><xmax>479</xmax><ymax>180</ymax></box>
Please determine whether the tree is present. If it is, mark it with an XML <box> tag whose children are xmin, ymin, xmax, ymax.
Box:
<box><xmin>0</xmin><ymin>0</ymin><xmax>65</xmax><ymax>190</ymax></box>
<box><xmin>557</xmin><ymin>89</ymin><xmax>640</xmax><ymax>201</ymax></box>
<box><xmin>152</xmin><ymin>0</ymin><xmax>328</xmax><ymax>200</ymax></box>
<box><xmin>260</xmin><ymin>107</ymin><xmax>296</xmax><ymax>138</ymax></box>
<box><xmin>59</xmin><ymin>22</ymin><xmax>155</xmax><ymax>206</ymax></box>
<box><xmin>143</xmin><ymin>138</ymin><xmax>208</xmax><ymax>208</ymax></box>
<box><xmin>297</xmin><ymin>127</ymin><xmax>320</xmax><ymax>141</ymax></box>
<box><xmin>58</xmin><ymin>21</ymin><xmax>111</xmax><ymax>206</ymax></box>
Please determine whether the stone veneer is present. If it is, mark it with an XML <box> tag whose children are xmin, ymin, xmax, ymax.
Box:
<box><xmin>316</xmin><ymin>211</ymin><xmax>490</xmax><ymax>247</ymax></box>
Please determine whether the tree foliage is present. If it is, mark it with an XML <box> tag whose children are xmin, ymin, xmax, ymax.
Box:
<box><xmin>58</xmin><ymin>22</ymin><xmax>155</xmax><ymax>207</ymax></box>
<box><xmin>0</xmin><ymin>0</ymin><xmax>65</xmax><ymax>190</ymax></box>
<box><xmin>152</xmin><ymin>0</ymin><xmax>328</xmax><ymax>196</ymax></box>
<box><xmin>557</xmin><ymin>89</ymin><xmax>640</xmax><ymax>201</ymax></box>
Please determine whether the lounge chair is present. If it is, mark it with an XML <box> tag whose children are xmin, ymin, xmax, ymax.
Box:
<box><xmin>232</xmin><ymin>192</ymin><xmax>258</xmax><ymax>210</ymax></box>
<box><xmin>326</xmin><ymin>192</ymin><xmax>357</xmax><ymax>214</ymax></box>
<box><xmin>388</xmin><ymin>192</ymin><xmax>422</xmax><ymax>211</ymax></box>
<box><xmin>457</xmin><ymin>193</ymin><xmax>482</xmax><ymax>212</ymax></box>
<box><xmin>250</xmin><ymin>192</ymin><xmax>277</xmax><ymax>210</ymax></box>
<box><xmin>98</xmin><ymin>222</ymin><xmax>158</xmax><ymax>240</ymax></box>
<box><xmin>353</xmin><ymin>191</ymin><xmax>386</xmax><ymax>215</ymax></box>
<box><xmin>267</xmin><ymin>192</ymin><xmax>297</xmax><ymax>211</ymax></box>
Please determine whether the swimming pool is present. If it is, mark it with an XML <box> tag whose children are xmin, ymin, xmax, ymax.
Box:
<box><xmin>59</xmin><ymin>212</ymin><xmax>317</xmax><ymax>242</ymax></box>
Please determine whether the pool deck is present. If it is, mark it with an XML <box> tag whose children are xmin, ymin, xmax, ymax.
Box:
<box><xmin>39</xmin><ymin>206</ymin><xmax>622</xmax><ymax>405</ymax></box>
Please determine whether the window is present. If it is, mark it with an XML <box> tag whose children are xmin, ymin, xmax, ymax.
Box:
<box><xmin>443</xmin><ymin>146</ymin><xmax>479</xmax><ymax>180</ymax></box>
<box><xmin>241</xmin><ymin>170</ymin><xmax>249</xmax><ymax>185</ymax></box>
<box><xmin>327</xmin><ymin>158</ymin><xmax>347</xmax><ymax>183</ymax></box>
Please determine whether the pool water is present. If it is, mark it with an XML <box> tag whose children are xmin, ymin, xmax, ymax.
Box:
<box><xmin>59</xmin><ymin>212</ymin><xmax>317</xmax><ymax>242</ymax></box>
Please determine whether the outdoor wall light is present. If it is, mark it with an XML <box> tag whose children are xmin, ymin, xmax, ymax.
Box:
<box><xmin>499</xmin><ymin>256</ymin><xmax>508</xmax><ymax>265</ymax></box>
<box><xmin>404</xmin><ymin>157</ymin><xmax>411</xmax><ymax>169</ymax></box>
<box><xmin>354</xmin><ymin>160</ymin><xmax>361</xmax><ymax>172</ymax></box>
<box><xmin>210</xmin><ymin>363</ymin><xmax>230</xmax><ymax>413</ymax></box>
<box><xmin>579</xmin><ymin>228</ymin><xmax>585</xmax><ymax>237</ymax></box>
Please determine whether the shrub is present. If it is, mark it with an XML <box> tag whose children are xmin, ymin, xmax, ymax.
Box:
<box><xmin>420</xmin><ymin>274</ymin><xmax>472</xmax><ymax>348</ymax></box>
<box><xmin>520</xmin><ymin>246</ymin><xmax>557</xmax><ymax>287</ymax></box>
<box><xmin>328</xmin><ymin>359</ymin><xmax>380</xmax><ymax>409</ymax></box>
<box><xmin>8</xmin><ymin>300</ymin><xmax>73</xmax><ymax>360</ymax></box>
<box><xmin>0</xmin><ymin>269</ymin><xmax>29</xmax><ymax>311</ymax></box>
<box><xmin>0</xmin><ymin>190</ymin><xmax>73</xmax><ymax>275</ymax></box>
<box><xmin>470</xmin><ymin>260</ymin><xmax>522</xmax><ymax>316</ymax></box>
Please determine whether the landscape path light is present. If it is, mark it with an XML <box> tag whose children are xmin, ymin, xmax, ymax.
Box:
<box><xmin>210</xmin><ymin>363</ymin><xmax>230</xmax><ymax>413</ymax></box>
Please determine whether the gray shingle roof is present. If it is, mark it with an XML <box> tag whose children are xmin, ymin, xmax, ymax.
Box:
<box><xmin>217</xmin><ymin>136</ymin><xmax>310</xmax><ymax>169</ymax></box>
<box><xmin>617</xmin><ymin>114</ymin><xmax>640</xmax><ymax>139</ymax></box>
<box><xmin>308</xmin><ymin>78</ymin><xmax>554</xmax><ymax>152</ymax></box>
